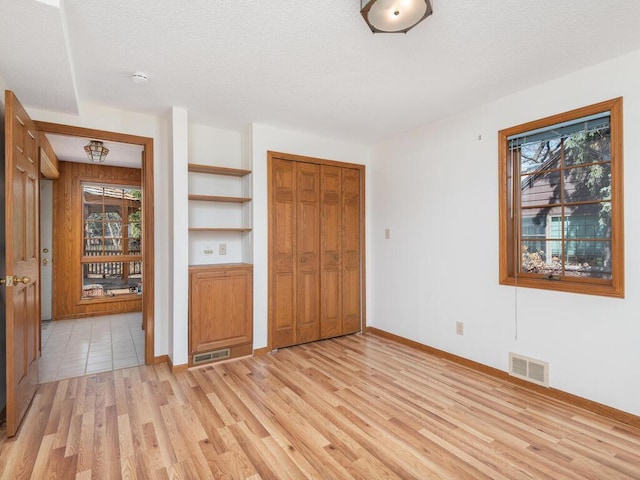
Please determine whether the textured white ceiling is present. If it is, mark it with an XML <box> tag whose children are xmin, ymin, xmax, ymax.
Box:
<box><xmin>0</xmin><ymin>0</ymin><xmax>78</xmax><ymax>113</ymax></box>
<box><xmin>3</xmin><ymin>0</ymin><xmax>640</xmax><ymax>145</ymax></box>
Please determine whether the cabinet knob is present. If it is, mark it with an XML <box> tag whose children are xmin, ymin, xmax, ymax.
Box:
<box><xmin>300</xmin><ymin>257</ymin><xmax>306</xmax><ymax>264</ymax></box>
<box><xmin>333</xmin><ymin>254</ymin><xmax>339</xmax><ymax>261</ymax></box>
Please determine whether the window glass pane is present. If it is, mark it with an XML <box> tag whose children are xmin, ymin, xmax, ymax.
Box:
<box><xmin>84</xmin><ymin>238</ymin><xmax>104</xmax><ymax>256</ymax></box>
<box><xmin>521</xmin><ymin>207</ymin><xmax>562</xmax><ymax>239</ymax></box>
<box><xmin>127</xmin><ymin>232</ymin><xmax>141</xmax><ymax>255</ymax></box>
<box><xmin>564</xmin><ymin>205</ymin><xmax>611</xmax><ymax>239</ymax></box>
<box><xmin>521</xmin><ymin>245</ymin><xmax>561</xmax><ymax>276</ymax></box>
<box><xmin>103</xmin><ymin>221</ymin><xmax>123</xmax><ymax>237</ymax></box>
<box><xmin>129</xmin><ymin>261</ymin><xmax>142</xmax><ymax>275</ymax></box>
<box><xmin>82</xmin><ymin>182</ymin><xmax>142</xmax><ymax>299</ymax></box>
<box><xmin>521</xmin><ymin>169</ymin><xmax>561</xmax><ymax>207</ymax></box>
<box><xmin>564</xmin><ymin>163</ymin><xmax>611</xmax><ymax>203</ymax></box>
<box><xmin>564</xmin><ymin>126</ymin><xmax>611</xmax><ymax>166</ymax></box>
<box><xmin>82</xmin><ymin>261</ymin><xmax>143</xmax><ymax>297</ymax></box>
<box><xmin>84</xmin><ymin>221</ymin><xmax>103</xmax><ymax>239</ymax></box>
<box><xmin>563</xmin><ymin>240</ymin><xmax>611</xmax><ymax>279</ymax></box>
<box><xmin>123</xmin><ymin>188</ymin><xmax>140</xmax><ymax>198</ymax></box>
<box><xmin>521</xmin><ymin>214</ymin><xmax>546</xmax><ymax>238</ymax></box>
<box><xmin>518</xmin><ymin>140</ymin><xmax>561</xmax><ymax>174</ymax></box>
<box><xmin>85</xmin><ymin>211</ymin><xmax>104</xmax><ymax>222</ymax></box>
<box><xmin>521</xmin><ymin>209</ymin><xmax>561</xmax><ymax>275</ymax></box>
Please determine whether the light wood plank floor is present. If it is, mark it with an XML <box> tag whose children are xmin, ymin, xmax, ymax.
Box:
<box><xmin>1</xmin><ymin>333</ymin><xmax>639</xmax><ymax>479</ymax></box>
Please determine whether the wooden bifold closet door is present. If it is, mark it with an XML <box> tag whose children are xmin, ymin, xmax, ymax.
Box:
<box><xmin>269</xmin><ymin>152</ymin><xmax>363</xmax><ymax>350</ymax></box>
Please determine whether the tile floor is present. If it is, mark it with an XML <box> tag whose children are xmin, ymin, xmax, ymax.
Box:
<box><xmin>39</xmin><ymin>312</ymin><xmax>145</xmax><ymax>383</ymax></box>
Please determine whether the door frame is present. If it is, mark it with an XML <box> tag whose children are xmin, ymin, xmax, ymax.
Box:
<box><xmin>266</xmin><ymin>151</ymin><xmax>366</xmax><ymax>351</ymax></box>
<box><xmin>34</xmin><ymin>121</ymin><xmax>155</xmax><ymax>364</ymax></box>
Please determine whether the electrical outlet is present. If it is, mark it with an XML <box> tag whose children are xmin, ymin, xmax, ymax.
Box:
<box><xmin>456</xmin><ymin>321</ymin><xmax>464</xmax><ymax>336</ymax></box>
<box><xmin>384</xmin><ymin>228</ymin><xmax>391</xmax><ymax>239</ymax></box>
<box><xmin>219</xmin><ymin>243</ymin><xmax>227</xmax><ymax>255</ymax></box>
<box><xmin>203</xmin><ymin>245</ymin><xmax>213</xmax><ymax>255</ymax></box>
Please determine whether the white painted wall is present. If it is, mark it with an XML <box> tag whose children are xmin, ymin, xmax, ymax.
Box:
<box><xmin>27</xmin><ymin>102</ymin><xmax>172</xmax><ymax>358</ymax></box>
<box><xmin>250</xmin><ymin>124</ymin><xmax>370</xmax><ymax>349</ymax></box>
<box><xmin>171</xmin><ymin>108</ymin><xmax>189</xmax><ymax>365</ymax></box>
<box><xmin>368</xmin><ymin>48</ymin><xmax>640</xmax><ymax>416</ymax></box>
<box><xmin>188</xmin><ymin>123</ymin><xmax>243</xmax><ymax>168</ymax></box>
<box><xmin>187</xmin><ymin>123</ymin><xmax>249</xmax><ymax>266</ymax></box>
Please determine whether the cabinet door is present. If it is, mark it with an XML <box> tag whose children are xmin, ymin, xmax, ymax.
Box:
<box><xmin>190</xmin><ymin>267</ymin><xmax>252</xmax><ymax>353</ymax></box>
<box><xmin>320</xmin><ymin>165</ymin><xmax>343</xmax><ymax>339</ymax></box>
<box><xmin>342</xmin><ymin>168</ymin><xmax>362</xmax><ymax>334</ymax></box>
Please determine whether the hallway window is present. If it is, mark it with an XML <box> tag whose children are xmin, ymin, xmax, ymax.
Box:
<box><xmin>81</xmin><ymin>183</ymin><xmax>142</xmax><ymax>297</ymax></box>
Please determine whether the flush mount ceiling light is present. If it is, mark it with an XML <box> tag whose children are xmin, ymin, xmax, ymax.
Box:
<box><xmin>361</xmin><ymin>0</ymin><xmax>433</xmax><ymax>33</ymax></box>
<box><xmin>84</xmin><ymin>140</ymin><xmax>109</xmax><ymax>163</ymax></box>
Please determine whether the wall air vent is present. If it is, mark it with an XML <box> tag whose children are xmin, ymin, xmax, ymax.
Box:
<box><xmin>509</xmin><ymin>352</ymin><xmax>549</xmax><ymax>387</ymax></box>
<box><xmin>193</xmin><ymin>348</ymin><xmax>230</xmax><ymax>365</ymax></box>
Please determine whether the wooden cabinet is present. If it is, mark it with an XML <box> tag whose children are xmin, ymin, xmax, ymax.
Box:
<box><xmin>189</xmin><ymin>264</ymin><xmax>253</xmax><ymax>364</ymax></box>
<box><xmin>187</xmin><ymin>161</ymin><xmax>253</xmax><ymax>366</ymax></box>
<box><xmin>269</xmin><ymin>153</ymin><xmax>364</xmax><ymax>349</ymax></box>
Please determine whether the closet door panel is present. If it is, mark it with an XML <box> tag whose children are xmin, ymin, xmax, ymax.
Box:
<box><xmin>297</xmin><ymin>269</ymin><xmax>320</xmax><ymax>343</ymax></box>
<box><xmin>342</xmin><ymin>168</ymin><xmax>362</xmax><ymax>334</ymax></box>
<box><xmin>296</xmin><ymin>163</ymin><xmax>320</xmax><ymax>343</ymax></box>
<box><xmin>320</xmin><ymin>165</ymin><xmax>343</xmax><ymax>339</ymax></box>
<box><xmin>272</xmin><ymin>159</ymin><xmax>296</xmax><ymax>348</ymax></box>
<box><xmin>274</xmin><ymin>272</ymin><xmax>295</xmax><ymax>337</ymax></box>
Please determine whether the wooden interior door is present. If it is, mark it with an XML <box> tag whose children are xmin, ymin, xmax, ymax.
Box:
<box><xmin>271</xmin><ymin>159</ymin><xmax>321</xmax><ymax>348</ymax></box>
<box><xmin>320</xmin><ymin>165</ymin><xmax>343</xmax><ymax>339</ymax></box>
<box><xmin>295</xmin><ymin>162</ymin><xmax>320</xmax><ymax>344</ymax></box>
<box><xmin>271</xmin><ymin>159</ymin><xmax>296</xmax><ymax>348</ymax></box>
<box><xmin>342</xmin><ymin>168</ymin><xmax>362</xmax><ymax>334</ymax></box>
<box><xmin>3</xmin><ymin>90</ymin><xmax>40</xmax><ymax>436</ymax></box>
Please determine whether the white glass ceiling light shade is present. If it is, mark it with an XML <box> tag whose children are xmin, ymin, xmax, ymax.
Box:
<box><xmin>361</xmin><ymin>0</ymin><xmax>432</xmax><ymax>33</ymax></box>
<box><xmin>84</xmin><ymin>140</ymin><xmax>109</xmax><ymax>163</ymax></box>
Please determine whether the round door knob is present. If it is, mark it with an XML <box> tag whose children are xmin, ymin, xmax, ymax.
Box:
<box><xmin>15</xmin><ymin>276</ymin><xmax>30</xmax><ymax>284</ymax></box>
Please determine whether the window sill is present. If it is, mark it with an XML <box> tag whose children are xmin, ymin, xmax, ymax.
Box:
<box><xmin>500</xmin><ymin>275</ymin><xmax>624</xmax><ymax>298</ymax></box>
<box><xmin>77</xmin><ymin>293</ymin><xmax>143</xmax><ymax>306</ymax></box>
